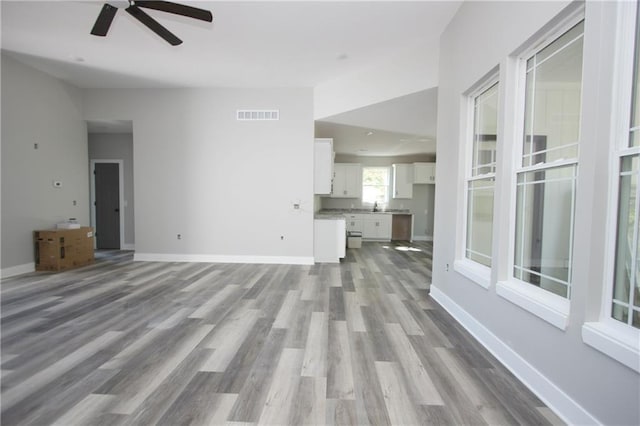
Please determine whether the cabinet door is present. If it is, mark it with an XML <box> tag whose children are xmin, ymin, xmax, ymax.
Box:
<box><xmin>363</xmin><ymin>215</ymin><xmax>391</xmax><ymax>240</ymax></box>
<box><xmin>377</xmin><ymin>215</ymin><xmax>392</xmax><ymax>239</ymax></box>
<box><xmin>331</xmin><ymin>164</ymin><xmax>347</xmax><ymax>197</ymax></box>
<box><xmin>331</xmin><ymin>163</ymin><xmax>361</xmax><ymax>198</ymax></box>
<box><xmin>393</xmin><ymin>164</ymin><xmax>413</xmax><ymax>199</ymax></box>
<box><xmin>363</xmin><ymin>219</ymin><xmax>378</xmax><ymax>239</ymax></box>
<box><xmin>344</xmin><ymin>164</ymin><xmax>362</xmax><ymax>198</ymax></box>
<box><xmin>425</xmin><ymin>163</ymin><xmax>436</xmax><ymax>184</ymax></box>
<box><xmin>346</xmin><ymin>215</ymin><xmax>363</xmax><ymax>233</ymax></box>
<box><xmin>314</xmin><ymin>139</ymin><xmax>333</xmax><ymax>194</ymax></box>
<box><xmin>413</xmin><ymin>162</ymin><xmax>436</xmax><ymax>184</ymax></box>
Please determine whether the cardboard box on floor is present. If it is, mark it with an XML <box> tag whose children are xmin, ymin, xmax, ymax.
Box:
<box><xmin>34</xmin><ymin>227</ymin><xmax>95</xmax><ymax>272</ymax></box>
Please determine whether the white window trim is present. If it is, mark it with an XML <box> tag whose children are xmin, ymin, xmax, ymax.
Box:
<box><xmin>457</xmin><ymin>72</ymin><xmax>499</xmax><ymax>289</ymax></box>
<box><xmin>516</xmin><ymin>6</ymin><xmax>585</xmax><ymax>64</ymax></box>
<box><xmin>497</xmin><ymin>279</ymin><xmax>569</xmax><ymax>330</ymax></box>
<box><xmin>454</xmin><ymin>258</ymin><xmax>491</xmax><ymax>289</ymax></box>
<box><xmin>602</xmin><ymin>0</ymin><xmax>639</xmax><ymax>330</ymax></box>
<box><xmin>582</xmin><ymin>0</ymin><xmax>640</xmax><ymax>371</ymax></box>
<box><xmin>497</xmin><ymin>11</ymin><xmax>585</xmax><ymax>329</ymax></box>
<box><xmin>582</xmin><ymin>320</ymin><xmax>640</xmax><ymax>373</ymax></box>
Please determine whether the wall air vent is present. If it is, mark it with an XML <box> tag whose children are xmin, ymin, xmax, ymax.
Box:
<box><xmin>236</xmin><ymin>110</ymin><xmax>280</xmax><ymax>121</ymax></box>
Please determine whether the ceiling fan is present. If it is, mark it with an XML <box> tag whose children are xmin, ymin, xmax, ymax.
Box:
<box><xmin>91</xmin><ymin>1</ymin><xmax>213</xmax><ymax>46</ymax></box>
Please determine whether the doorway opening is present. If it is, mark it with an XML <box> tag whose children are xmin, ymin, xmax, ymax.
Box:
<box><xmin>90</xmin><ymin>160</ymin><xmax>125</xmax><ymax>249</ymax></box>
<box><xmin>87</xmin><ymin>119</ymin><xmax>134</xmax><ymax>251</ymax></box>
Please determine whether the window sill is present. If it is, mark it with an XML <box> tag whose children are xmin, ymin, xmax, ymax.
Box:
<box><xmin>582</xmin><ymin>321</ymin><xmax>640</xmax><ymax>373</ymax></box>
<box><xmin>496</xmin><ymin>280</ymin><xmax>570</xmax><ymax>330</ymax></box>
<box><xmin>454</xmin><ymin>259</ymin><xmax>491</xmax><ymax>289</ymax></box>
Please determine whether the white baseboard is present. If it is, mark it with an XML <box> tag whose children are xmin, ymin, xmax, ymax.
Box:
<box><xmin>412</xmin><ymin>235</ymin><xmax>433</xmax><ymax>241</ymax></box>
<box><xmin>429</xmin><ymin>285</ymin><xmax>599</xmax><ymax>426</ymax></box>
<box><xmin>121</xmin><ymin>244</ymin><xmax>135</xmax><ymax>251</ymax></box>
<box><xmin>1</xmin><ymin>262</ymin><xmax>35</xmax><ymax>279</ymax></box>
<box><xmin>133</xmin><ymin>253</ymin><xmax>314</xmax><ymax>266</ymax></box>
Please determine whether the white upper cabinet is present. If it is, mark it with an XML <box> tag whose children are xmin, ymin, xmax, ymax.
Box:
<box><xmin>314</xmin><ymin>138</ymin><xmax>334</xmax><ymax>194</ymax></box>
<box><xmin>392</xmin><ymin>164</ymin><xmax>413</xmax><ymax>198</ymax></box>
<box><xmin>331</xmin><ymin>163</ymin><xmax>362</xmax><ymax>198</ymax></box>
<box><xmin>413</xmin><ymin>162</ymin><xmax>436</xmax><ymax>184</ymax></box>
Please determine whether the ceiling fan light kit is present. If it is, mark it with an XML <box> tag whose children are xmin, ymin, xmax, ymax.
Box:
<box><xmin>90</xmin><ymin>1</ymin><xmax>213</xmax><ymax>46</ymax></box>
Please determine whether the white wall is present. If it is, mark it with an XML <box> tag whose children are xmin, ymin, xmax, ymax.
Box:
<box><xmin>1</xmin><ymin>54</ymin><xmax>89</xmax><ymax>276</ymax></box>
<box><xmin>88</xmin><ymin>132</ymin><xmax>135</xmax><ymax>248</ymax></box>
<box><xmin>314</xmin><ymin>40</ymin><xmax>440</xmax><ymax>119</ymax></box>
<box><xmin>433</xmin><ymin>1</ymin><xmax>639</xmax><ymax>425</ymax></box>
<box><xmin>83</xmin><ymin>88</ymin><xmax>314</xmax><ymax>263</ymax></box>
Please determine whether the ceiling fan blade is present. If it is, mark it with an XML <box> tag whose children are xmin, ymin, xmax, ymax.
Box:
<box><xmin>135</xmin><ymin>1</ymin><xmax>213</xmax><ymax>22</ymax></box>
<box><xmin>91</xmin><ymin>3</ymin><xmax>118</xmax><ymax>36</ymax></box>
<box><xmin>126</xmin><ymin>5</ymin><xmax>182</xmax><ymax>46</ymax></box>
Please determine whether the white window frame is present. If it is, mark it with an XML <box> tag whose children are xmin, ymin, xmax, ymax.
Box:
<box><xmin>361</xmin><ymin>166</ymin><xmax>390</xmax><ymax>206</ymax></box>
<box><xmin>582</xmin><ymin>0</ymin><xmax>640</xmax><ymax>373</ymax></box>
<box><xmin>455</xmin><ymin>74</ymin><xmax>499</xmax><ymax>290</ymax></box>
<box><xmin>496</xmin><ymin>8</ymin><xmax>585</xmax><ymax>331</ymax></box>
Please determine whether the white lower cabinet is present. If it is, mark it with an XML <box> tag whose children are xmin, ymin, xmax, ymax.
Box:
<box><xmin>342</xmin><ymin>213</ymin><xmax>391</xmax><ymax>240</ymax></box>
<box><xmin>362</xmin><ymin>214</ymin><xmax>391</xmax><ymax>240</ymax></box>
<box><xmin>314</xmin><ymin>218</ymin><xmax>346</xmax><ymax>263</ymax></box>
<box><xmin>345</xmin><ymin>214</ymin><xmax>364</xmax><ymax>234</ymax></box>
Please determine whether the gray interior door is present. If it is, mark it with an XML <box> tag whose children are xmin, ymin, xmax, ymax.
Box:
<box><xmin>95</xmin><ymin>163</ymin><xmax>120</xmax><ymax>249</ymax></box>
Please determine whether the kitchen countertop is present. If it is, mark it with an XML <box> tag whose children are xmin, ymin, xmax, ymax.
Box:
<box><xmin>319</xmin><ymin>209</ymin><xmax>411</xmax><ymax>215</ymax></box>
<box><xmin>314</xmin><ymin>212</ymin><xmax>347</xmax><ymax>220</ymax></box>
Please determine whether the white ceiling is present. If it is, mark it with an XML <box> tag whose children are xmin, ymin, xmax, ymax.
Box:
<box><xmin>315</xmin><ymin>120</ymin><xmax>436</xmax><ymax>157</ymax></box>
<box><xmin>317</xmin><ymin>88</ymin><xmax>438</xmax><ymax>155</ymax></box>
<box><xmin>2</xmin><ymin>0</ymin><xmax>460</xmax><ymax>154</ymax></box>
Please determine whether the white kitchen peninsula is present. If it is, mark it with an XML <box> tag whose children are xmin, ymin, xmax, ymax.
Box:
<box><xmin>313</xmin><ymin>213</ymin><xmax>346</xmax><ymax>263</ymax></box>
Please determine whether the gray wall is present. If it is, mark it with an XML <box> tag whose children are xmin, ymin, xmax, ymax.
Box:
<box><xmin>321</xmin><ymin>154</ymin><xmax>436</xmax><ymax>239</ymax></box>
<box><xmin>88</xmin><ymin>133</ymin><xmax>135</xmax><ymax>247</ymax></box>
<box><xmin>432</xmin><ymin>1</ymin><xmax>639</xmax><ymax>424</ymax></box>
<box><xmin>1</xmin><ymin>54</ymin><xmax>89</xmax><ymax>273</ymax></box>
<box><xmin>83</xmin><ymin>88</ymin><xmax>314</xmax><ymax>260</ymax></box>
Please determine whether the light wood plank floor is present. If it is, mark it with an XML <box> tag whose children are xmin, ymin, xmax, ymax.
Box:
<box><xmin>1</xmin><ymin>242</ymin><xmax>564</xmax><ymax>425</ymax></box>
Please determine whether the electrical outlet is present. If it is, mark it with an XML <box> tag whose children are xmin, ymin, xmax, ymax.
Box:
<box><xmin>293</xmin><ymin>203</ymin><xmax>300</xmax><ymax>210</ymax></box>
<box><xmin>177</xmin><ymin>234</ymin><xmax>182</xmax><ymax>240</ymax></box>
<box><xmin>34</xmin><ymin>143</ymin><xmax>39</xmax><ymax>150</ymax></box>
<box><xmin>280</xmin><ymin>235</ymin><xmax>284</xmax><ymax>240</ymax></box>
<box><xmin>445</xmin><ymin>263</ymin><xmax>449</xmax><ymax>272</ymax></box>
<box><xmin>73</xmin><ymin>200</ymin><xmax>77</xmax><ymax>206</ymax></box>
